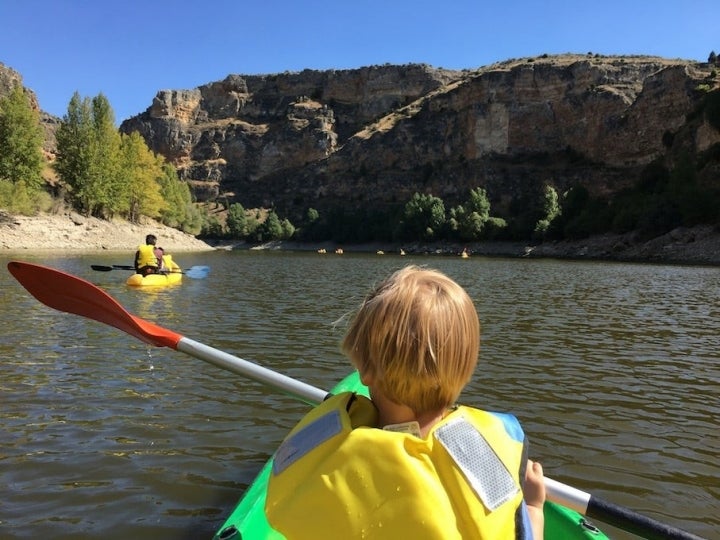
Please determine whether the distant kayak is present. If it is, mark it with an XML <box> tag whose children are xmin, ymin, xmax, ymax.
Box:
<box><xmin>126</xmin><ymin>255</ymin><xmax>183</xmax><ymax>287</ymax></box>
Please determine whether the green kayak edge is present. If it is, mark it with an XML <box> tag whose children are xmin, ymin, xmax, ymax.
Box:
<box><xmin>213</xmin><ymin>372</ymin><xmax>609</xmax><ymax>539</ymax></box>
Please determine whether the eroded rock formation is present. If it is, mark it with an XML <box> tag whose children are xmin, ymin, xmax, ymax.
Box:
<box><xmin>119</xmin><ymin>55</ymin><xmax>720</xmax><ymax>221</ymax></box>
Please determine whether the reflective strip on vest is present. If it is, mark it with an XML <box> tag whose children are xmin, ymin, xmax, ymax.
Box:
<box><xmin>273</xmin><ymin>409</ymin><xmax>342</xmax><ymax>475</ymax></box>
<box><xmin>435</xmin><ymin>417</ymin><xmax>520</xmax><ymax>511</ymax></box>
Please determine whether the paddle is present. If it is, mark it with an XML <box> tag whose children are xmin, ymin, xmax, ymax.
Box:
<box><xmin>90</xmin><ymin>264</ymin><xmax>210</xmax><ymax>279</ymax></box>
<box><xmin>544</xmin><ymin>478</ymin><xmax>704</xmax><ymax>540</ymax></box>
<box><xmin>6</xmin><ymin>261</ymin><xmax>704</xmax><ymax>540</ymax></box>
<box><xmin>13</xmin><ymin>261</ymin><xmax>320</xmax><ymax>402</ymax></box>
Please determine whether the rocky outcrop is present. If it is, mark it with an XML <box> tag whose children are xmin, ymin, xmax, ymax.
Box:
<box><xmin>120</xmin><ymin>64</ymin><xmax>464</xmax><ymax>201</ymax></box>
<box><xmin>120</xmin><ymin>55</ymin><xmax>720</xmax><ymax>221</ymax></box>
<box><xmin>298</xmin><ymin>56</ymin><xmax>719</xmax><ymax>217</ymax></box>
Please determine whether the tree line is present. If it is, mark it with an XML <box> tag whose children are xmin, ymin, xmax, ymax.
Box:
<box><xmin>207</xmin><ymin>185</ymin><xmax>559</xmax><ymax>245</ymax></box>
<box><xmin>54</xmin><ymin>92</ymin><xmax>203</xmax><ymax>232</ymax></box>
<box><xmin>0</xmin><ymin>85</ymin><xmax>203</xmax><ymax>233</ymax></box>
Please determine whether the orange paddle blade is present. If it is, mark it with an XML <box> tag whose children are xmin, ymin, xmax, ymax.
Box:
<box><xmin>8</xmin><ymin>261</ymin><xmax>181</xmax><ymax>348</ymax></box>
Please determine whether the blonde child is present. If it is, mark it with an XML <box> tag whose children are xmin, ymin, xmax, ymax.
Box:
<box><xmin>266</xmin><ymin>265</ymin><xmax>545</xmax><ymax>539</ymax></box>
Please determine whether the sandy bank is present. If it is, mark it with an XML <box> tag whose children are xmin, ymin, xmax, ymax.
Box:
<box><xmin>0</xmin><ymin>211</ymin><xmax>214</xmax><ymax>252</ymax></box>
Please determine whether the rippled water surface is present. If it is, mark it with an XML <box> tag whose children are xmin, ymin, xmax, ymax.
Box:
<box><xmin>1</xmin><ymin>251</ymin><xmax>718</xmax><ymax>539</ymax></box>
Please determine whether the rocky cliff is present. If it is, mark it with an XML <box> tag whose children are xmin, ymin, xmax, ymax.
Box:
<box><xmin>120</xmin><ymin>54</ymin><xmax>720</xmax><ymax>221</ymax></box>
<box><xmin>3</xmin><ymin>56</ymin><xmax>719</xmax><ymax>226</ymax></box>
<box><xmin>120</xmin><ymin>64</ymin><xmax>462</xmax><ymax>201</ymax></box>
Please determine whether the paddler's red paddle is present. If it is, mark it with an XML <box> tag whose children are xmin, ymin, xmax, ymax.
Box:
<box><xmin>6</xmin><ymin>261</ymin><xmax>704</xmax><ymax>540</ymax></box>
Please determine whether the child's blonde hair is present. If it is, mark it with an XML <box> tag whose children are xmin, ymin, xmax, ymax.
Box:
<box><xmin>341</xmin><ymin>265</ymin><xmax>480</xmax><ymax>414</ymax></box>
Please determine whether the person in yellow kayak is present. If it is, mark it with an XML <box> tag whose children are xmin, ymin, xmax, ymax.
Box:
<box><xmin>134</xmin><ymin>234</ymin><xmax>164</xmax><ymax>276</ymax></box>
<box><xmin>266</xmin><ymin>265</ymin><xmax>546</xmax><ymax>539</ymax></box>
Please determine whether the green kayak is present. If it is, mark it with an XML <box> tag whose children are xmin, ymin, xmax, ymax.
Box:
<box><xmin>213</xmin><ymin>371</ymin><xmax>608</xmax><ymax>539</ymax></box>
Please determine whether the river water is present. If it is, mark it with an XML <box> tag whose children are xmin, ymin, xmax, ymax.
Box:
<box><xmin>1</xmin><ymin>250</ymin><xmax>717</xmax><ymax>539</ymax></box>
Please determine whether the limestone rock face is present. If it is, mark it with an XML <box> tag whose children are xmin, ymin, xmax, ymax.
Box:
<box><xmin>120</xmin><ymin>64</ymin><xmax>463</xmax><ymax>201</ymax></box>
<box><xmin>120</xmin><ymin>55</ymin><xmax>719</xmax><ymax>220</ymax></box>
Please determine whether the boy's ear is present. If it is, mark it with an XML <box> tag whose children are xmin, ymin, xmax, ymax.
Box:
<box><xmin>358</xmin><ymin>368</ymin><xmax>373</xmax><ymax>387</ymax></box>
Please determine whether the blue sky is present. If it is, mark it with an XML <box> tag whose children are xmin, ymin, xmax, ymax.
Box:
<box><xmin>2</xmin><ymin>0</ymin><xmax>718</xmax><ymax>123</ymax></box>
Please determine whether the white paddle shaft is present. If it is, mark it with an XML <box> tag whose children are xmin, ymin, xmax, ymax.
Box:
<box><xmin>177</xmin><ymin>337</ymin><xmax>328</xmax><ymax>405</ymax></box>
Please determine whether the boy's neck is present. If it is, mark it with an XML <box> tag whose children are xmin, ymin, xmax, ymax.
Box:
<box><xmin>372</xmin><ymin>390</ymin><xmax>445</xmax><ymax>438</ymax></box>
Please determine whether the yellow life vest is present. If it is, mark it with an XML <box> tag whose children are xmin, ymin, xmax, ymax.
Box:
<box><xmin>136</xmin><ymin>244</ymin><xmax>159</xmax><ymax>269</ymax></box>
<box><xmin>161</xmin><ymin>254</ymin><xmax>174</xmax><ymax>271</ymax></box>
<box><xmin>266</xmin><ymin>393</ymin><xmax>532</xmax><ymax>540</ymax></box>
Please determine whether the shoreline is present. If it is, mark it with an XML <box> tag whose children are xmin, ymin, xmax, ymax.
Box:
<box><xmin>0</xmin><ymin>211</ymin><xmax>215</xmax><ymax>252</ymax></box>
<box><xmin>2</xmin><ymin>211</ymin><xmax>720</xmax><ymax>266</ymax></box>
<box><xmin>210</xmin><ymin>225</ymin><xmax>720</xmax><ymax>266</ymax></box>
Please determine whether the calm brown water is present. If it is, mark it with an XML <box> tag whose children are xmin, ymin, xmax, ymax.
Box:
<box><xmin>1</xmin><ymin>251</ymin><xmax>718</xmax><ymax>539</ymax></box>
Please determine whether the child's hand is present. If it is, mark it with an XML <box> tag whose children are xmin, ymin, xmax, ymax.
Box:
<box><xmin>524</xmin><ymin>460</ymin><xmax>546</xmax><ymax>509</ymax></box>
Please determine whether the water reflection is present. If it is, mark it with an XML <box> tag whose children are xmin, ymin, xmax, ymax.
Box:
<box><xmin>1</xmin><ymin>252</ymin><xmax>718</xmax><ymax>538</ymax></box>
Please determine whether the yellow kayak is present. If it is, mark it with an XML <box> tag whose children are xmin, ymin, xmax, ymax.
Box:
<box><xmin>126</xmin><ymin>255</ymin><xmax>182</xmax><ymax>287</ymax></box>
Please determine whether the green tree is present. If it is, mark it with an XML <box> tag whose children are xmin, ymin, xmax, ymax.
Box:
<box><xmin>534</xmin><ymin>184</ymin><xmax>561</xmax><ymax>237</ymax></box>
<box><xmin>280</xmin><ymin>218</ymin><xmax>295</xmax><ymax>239</ymax></box>
<box><xmin>246</xmin><ymin>212</ymin><xmax>260</xmax><ymax>239</ymax></box>
<box><xmin>466</xmin><ymin>187</ymin><xmax>491</xmax><ymax>219</ymax></box>
<box><xmin>226</xmin><ymin>202</ymin><xmax>247</xmax><ymax>237</ymax></box>
<box><xmin>55</xmin><ymin>92</ymin><xmax>97</xmax><ymax>214</ymax></box>
<box><xmin>89</xmin><ymin>94</ymin><xmax>122</xmax><ymax>216</ymax></box>
<box><xmin>258</xmin><ymin>210</ymin><xmax>283</xmax><ymax>241</ymax></box>
<box><xmin>0</xmin><ymin>179</ymin><xmax>33</xmax><ymax>214</ymax></box>
<box><xmin>56</xmin><ymin>92</ymin><xmax>128</xmax><ymax>217</ymax></box>
<box><xmin>157</xmin><ymin>162</ymin><xmax>194</xmax><ymax>230</ymax></box>
<box><xmin>450</xmin><ymin>187</ymin><xmax>492</xmax><ymax>241</ymax></box>
<box><xmin>0</xmin><ymin>84</ymin><xmax>44</xmax><ymax>191</ymax></box>
<box><xmin>179</xmin><ymin>203</ymin><xmax>204</xmax><ymax>235</ymax></box>
<box><xmin>118</xmin><ymin>131</ymin><xmax>165</xmax><ymax>222</ymax></box>
<box><xmin>307</xmin><ymin>207</ymin><xmax>319</xmax><ymax>223</ymax></box>
<box><xmin>202</xmin><ymin>214</ymin><xmax>224</xmax><ymax>236</ymax></box>
<box><xmin>401</xmin><ymin>192</ymin><xmax>446</xmax><ymax>241</ymax></box>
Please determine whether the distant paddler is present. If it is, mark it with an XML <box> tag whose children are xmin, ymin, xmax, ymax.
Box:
<box><xmin>134</xmin><ymin>234</ymin><xmax>165</xmax><ymax>275</ymax></box>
